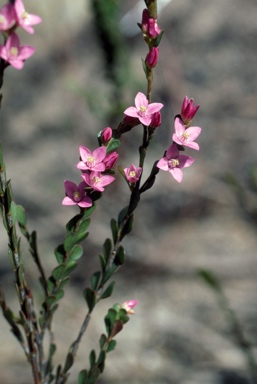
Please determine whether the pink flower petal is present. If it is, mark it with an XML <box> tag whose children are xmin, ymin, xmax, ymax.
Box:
<box><xmin>174</xmin><ymin>117</ymin><xmax>185</xmax><ymax>136</ymax></box>
<box><xmin>124</xmin><ymin>106</ymin><xmax>139</xmax><ymax>118</ymax></box>
<box><xmin>170</xmin><ymin>167</ymin><xmax>183</xmax><ymax>183</ymax></box>
<box><xmin>147</xmin><ymin>102</ymin><xmax>163</xmax><ymax>115</ymax></box>
<box><xmin>186</xmin><ymin>126</ymin><xmax>202</xmax><ymax>141</ymax></box>
<box><xmin>135</xmin><ymin>92</ymin><xmax>148</xmax><ymax>109</ymax></box>
<box><xmin>62</xmin><ymin>196</ymin><xmax>76</xmax><ymax>206</ymax></box>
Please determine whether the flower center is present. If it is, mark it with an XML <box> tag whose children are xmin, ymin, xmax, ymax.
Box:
<box><xmin>0</xmin><ymin>15</ymin><xmax>6</xmax><ymax>25</ymax></box>
<box><xmin>182</xmin><ymin>131</ymin><xmax>189</xmax><ymax>140</ymax></box>
<box><xmin>129</xmin><ymin>171</ymin><xmax>136</xmax><ymax>177</ymax></box>
<box><xmin>10</xmin><ymin>47</ymin><xmax>18</xmax><ymax>57</ymax></box>
<box><xmin>168</xmin><ymin>159</ymin><xmax>179</xmax><ymax>168</ymax></box>
<box><xmin>86</xmin><ymin>156</ymin><xmax>95</xmax><ymax>167</ymax></box>
<box><xmin>73</xmin><ymin>191</ymin><xmax>81</xmax><ymax>202</ymax></box>
<box><xmin>22</xmin><ymin>11</ymin><xmax>29</xmax><ymax>20</ymax></box>
<box><xmin>139</xmin><ymin>106</ymin><xmax>147</xmax><ymax>116</ymax></box>
<box><xmin>93</xmin><ymin>176</ymin><xmax>100</xmax><ymax>184</ymax></box>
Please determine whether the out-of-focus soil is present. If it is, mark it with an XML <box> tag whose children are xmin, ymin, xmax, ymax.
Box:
<box><xmin>0</xmin><ymin>1</ymin><xmax>257</xmax><ymax>383</ymax></box>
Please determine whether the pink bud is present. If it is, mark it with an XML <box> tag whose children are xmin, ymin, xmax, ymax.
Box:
<box><xmin>121</xmin><ymin>300</ymin><xmax>138</xmax><ymax>314</ymax></box>
<box><xmin>145</xmin><ymin>47</ymin><xmax>159</xmax><ymax>68</ymax></box>
<box><xmin>181</xmin><ymin>96</ymin><xmax>200</xmax><ymax>126</ymax></box>
<box><xmin>141</xmin><ymin>9</ymin><xmax>161</xmax><ymax>38</ymax></box>
<box><xmin>103</xmin><ymin>152</ymin><xmax>119</xmax><ymax>169</ymax></box>
<box><xmin>100</xmin><ymin>127</ymin><xmax>112</xmax><ymax>143</ymax></box>
<box><xmin>150</xmin><ymin>111</ymin><xmax>161</xmax><ymax>128</ymax></box>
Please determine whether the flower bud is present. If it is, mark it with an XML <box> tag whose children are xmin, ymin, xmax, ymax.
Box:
<box><xmin>181</xmin><ymin>96</ymin><xmax>200</xmax><ymax>126</ymax></box>
<box><xmin>103</xmin><ymin>152</ymin><xmax>119</xmax><ymax>169</ymax></box>
<box><xmin>121</xmin><ymin>300</ymin><xmax>138</xmax><ymax>314</ymax></box>
<box><xmin>145</xmin><ymin>47</ymin><xmax>159</xmax><ymax>69</ymax></box>
<box><xmin>100</xmin><ymin>127</ymin><xmax>112</xmax><ymax>143</ymax></box>
<box><xmin>150</xmin><ymin>111</ymin><xmax>161</xmax><ymax>129</ymax></box>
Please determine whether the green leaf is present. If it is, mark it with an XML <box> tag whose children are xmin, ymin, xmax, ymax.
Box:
<box><xmin>141</xmin><ymin>57</ymin><xmax>147</xmax><ymax>76</ymax></box>
<box><xmin>100</xmin><ymin>281</ymin><xmax>115</xmax><ymax>300</ymax></box>
<box><xmin>16</xmin><ymin>204</ymin><xmax>27</xmax><ymax>227</ymax></box>
<box><xmin>59</xmin><ymin>277</ymin><xmax>70</xmax><ymax>290</ymax></box>
<box><xmin>64</xmin><ymin>231</ymin><xmax>89</xmax><ymax>252</ymax></box>
<box><xmin>99</xmin><ymin>334</ymin><xmax>107</xmax><ymax>349</ymax></box>
<box><xmin>90</xmin><ymin>271</ymin><xmax>101</xmax><ymax>290</ymax></box>
<box><xmin>89</xmin><ymin>349</ymin><xmax>96</xmax><ymax>368</ymax></box>
<box><xmin>47</xmin><ymin>277</ymin><xmax>55</xmax><ymax>294</ymax></box>
<box><xmin>87</xmin><ymin>366</ymin><xmax>100</xmax><ymax>384</ymax></box>
<box><xmin>66</xmin><ymin>214</ymin><xmax>83</xmax><ymax>232</ymax></box>
<box><xmin>78</xmin><ymin>370</ymin><xmax>88</xmax><ymax>384</ymax></box>
<box><xmin>118</xmin><ymin>206</ymin><xmax>128</xmax><ymax>226</ymax></box>
<box><xmin>97</xmin><ymin>350</ymin><xmax>106</xmax><ymax>373</ymax></box>
<box><xmin>68</xmin><ymin>244</ymin><xmax>83</xmax><ymax>263</ymax></box>
<box><xmin>83</xmin><ymin>288</ymin><xmax>96</xmax><ymax>313</ymax></box>
<box><xmin>115</xmin><ymin>245</ymin><xmax>125</xmax><ymax>266</ymax></box>
<box><xmin>120</xmin><ymin>213</ymin><xmax>133</xmax><ymax>240</ymax></box>
<box><xmin>106</xmin><ymin>138</ymin><xmax>120</xmax><ymax>152</ymax></box>
<box><xmin>110</xmin><ymin>218</ymin><xmax>118</xmax><ymax>244</ymax></box>
<box><xmin>106</xmin><ymin>339</ymin><xmax>116</xmax><ymax>353</ymax></box>
<box><xmin>63</xmin><ymin>261</ymin><xmax>77</xmax><ymax>278</ymax></box>
<box><xmin>101</xmin><ymin>264</ymin><xmax>118</xmax><ymax>285</ymax></box>
<box><xmin>103</xmin><ymin>238</ymin><xmax>112</xmax><ymax>262</ymax></box>
<box><xmin>55</xmin><ymin>289</ymin><xmax>64</xmax><ymax>302</ymax></box>
<box><xmin>45</xmin><ymin>295</ymin><xmax>57</xmax><ymax>307</ymax></box>
<box><xmin>64</xmin><ymin>352</ymin><xmax>74</xmax><ymax>373</ymax></box>
<box><xmin>52</xmin><ymin>265</ymin><xmax>65</xmax><ymax>281</ymax></box>
<box><xmin>55</xmin><ymin>244</ymin><xmax>66</xmax><ymax>264</ymax></box>
<box><xmin>99</xmin><ymin>254</ymin><xmax>106</xmax><ymax>273</ymax></box>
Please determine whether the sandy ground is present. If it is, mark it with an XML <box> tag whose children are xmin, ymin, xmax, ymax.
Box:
<box><xmin>0</xmin><ymin>0</ymin><xmax>257</xmax><ymax>383</ymax></box>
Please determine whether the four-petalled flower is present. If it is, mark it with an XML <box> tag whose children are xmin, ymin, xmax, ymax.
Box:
<box><xmin>124</xmin><ymin>164</ymin><xmax>142</xmax><ymax>183</ymax></box>
<box><xmin>14</xmin><ymin>0</ymin><xmax>42</xmax><ymax>34</ymax></box>
<box><xmin>0</xmin><ymin>32</ymin><xmax>35</xmax><ymax>69</ymax></box>
<box><xmin>62</xmin><ymin>180</ymin><xmax>92</xmax><ymax>208</ymax></box>
<box><xmin>124</xmin><ymin>92</ymin><xmax>163</xmax><ymax>126</ymax></box>
<box><xmin>77</xmin><ymin>146</ymin><xmax>107</xmax><ymax>172</ymax></box>
<box><xmin>81</xmin><ymin>171</ymin><xmax>115</xmax><ymax>192</ymax></box>
<box><xmin>172</xmin><ymin>117</ymin><xmax>201</xmax><ymax>151</ymax></box>
<box><xmin>157</xmin><ymin>143</ymin><xmax>195</xmax><ymax>183</ymax></box>
<box><xmin>121</xmin><ymin>300</ymin><xmax>138</xmax><ymax>314</ymax></box>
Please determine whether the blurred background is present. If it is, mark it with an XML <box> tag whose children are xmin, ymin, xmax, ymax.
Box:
<box><xmin>0</xmin><ymin>0</ymin><xmax>257</xmax><ymax>383</ymax></box>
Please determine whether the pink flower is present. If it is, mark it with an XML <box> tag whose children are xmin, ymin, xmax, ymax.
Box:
<box><xmin>172</xmin><ymin>117</ymin><xmax>201</xmax><ymax>151</ymax></box>
<box><xmin>62</xmin><ymin>180</ymin><xmax>92</xmax><ymax>208</ymax></box>
<box><xmin>121</xmin><ymin>300</ymin><xmax>138</xmax><ymax>315</ymax></box>
<box><xmin>181</xmin><ymin>96</ymin><xmax>200</xmax><ymax>125</ymax></box>
<box><xmin>0</xmin><ymin>32</ymin><xmax>35</xmax><ymax>70</ymax></box>
<box><xmin>103</xmin><ymin>152</ymin><xmax>119</xmax><ymax>170</ymax></box>
<box><xmin>124</xmin><ymin>92</ymin><xmax>163</xmax><ymax>126</ymax></box>
<box><xmin>77</xmin><ymin>146</ymin><xmax>106</xmax><ymax>172</ymax></box>
<box><xmin>124</xmin><ymin>164</ymin><xmax>142</xmax><ymax>183</ymax></box>
<box><xmin>100</xmin><ymin>127</ymin><xmax>112</xmax><ymax>143</ymax></box>
<box><xmin>14</xmin><ymin>0</ymin><xmax>42</xmax><ymax>34</ymax></box>
<box><xmin>157</xmin><ymin>143</ymin><xmax>195</xmax><ymax>183</ymax></box>
<box><xmin>0</xmin><ymin>3</ymin><xmax>16</xmax><ymax>31</ymax></box>
<box><xmin>81</xmin><ymin>171</ymin><xmax>115</xmax><ymax>192</ymax></box>
<box><xmin>145</xmin><ymin>47</ymin><xmax>159</xmax><ymax>68</ymax></box>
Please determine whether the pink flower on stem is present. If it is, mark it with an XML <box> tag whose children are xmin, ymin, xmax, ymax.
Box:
<box><xmin>62</xmin><ymin>180</ymin><xmax>92</xmax><ymax>208</ymax></box>
<box><xmin>77</xmin><ymin>146</ymin><xmax>107</xmax><ymax>172</ymax></box>
<box><xmin>181</xmin><ymin>96</ymin><xmax>200</xmax><ymax>126</ymax></box>
<box><xmin>103</xmin><ymin>152</ymin><xmax>119</xmax><ymax>170</ymax></box>
<box><xmin>14</xmin><ymin>0</ymin><xmax>42</xmax><ymax>34</ymax></box>
<box><xmin>0</xmin><ymin>3</ymin><xmax>16</xmax><ymax>31</ymax></box>
<box><xmin>81</xmin><ymin>171</ymin><xmax>115</xmax><ymax>192</ymax></box>
<box><xmin>124</xmin><ymin>164</ymin><xmax>142</xmax><ymax>183</ymax></box>
<box><xmin>172</xmin><ymin>117</ymin><xmax>201</xmax><ymax>151</ymax></box>
<box><xmin>0</xmin><ymin>32</ymin><xmax>35</xmax><ymax>70</ymax></box>
<box><xmin>157</xmin><ymin>143</ymin><xmax>195</xmax><ymax>183</ymax></box>
<box><xmin>121</xmin><ymin>300</ymin><xmax>138</xmax><ymax>315</ymax></box>
<box><xmin>124</xmin><ymin>92</ymin><xmax>163</xmax><ymax>126</ymax></box>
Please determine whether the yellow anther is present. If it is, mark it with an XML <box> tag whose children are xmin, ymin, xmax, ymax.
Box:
<box><xmin>129</xmin><ymin>171</ymin><xmax>136</xmax><ymax>177</ymax></box>
<box><xmin>139</xmin><ymin>106</ymin><xmax>147</xmax><ymax>113</ymax></box>
<box><xmin>10</xmin><ymin>47</ymin><xmax>18</xmax><ymax>56</ymax></box>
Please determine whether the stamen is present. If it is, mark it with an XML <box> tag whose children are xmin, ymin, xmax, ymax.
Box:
<box><xmin>10</xmin><ymin>47</ymin><xmax>18</xmax><ymax>56</ymax></box>
<box><xmin>73</xmin><ymin>191</ymin><xmax>81</xmax><ymax>202</ymax></box>
<box><xmin>129</xmin><ymin>171</ymin><xmax>136</xmax><ymax>177</ymax></box>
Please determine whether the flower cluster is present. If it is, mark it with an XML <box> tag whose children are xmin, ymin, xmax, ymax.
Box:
<box><xmin>62</xmin><ymin>128</ymin><xmax>119</xmax><ymax>207</ymax></box>
<box><xmin>157</xmin><ymin>96</ymin><xmax>201</xmax><ymax>183</ymax></box>
<box><xmin>0</xmin><ymin>0</ymin><xmax>41</xmax><ymax>69</ymax></box>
